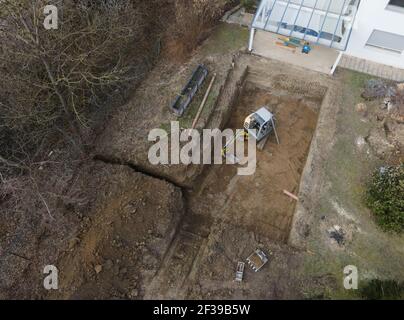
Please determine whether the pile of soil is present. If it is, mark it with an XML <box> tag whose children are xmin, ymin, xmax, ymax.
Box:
<box><xmin>48</xmin><ymin>163</ymin><xmax>185</xmax><ymax>299</ymax></box>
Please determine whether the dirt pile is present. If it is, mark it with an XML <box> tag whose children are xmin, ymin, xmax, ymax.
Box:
<box><xmin>45</xmin><ymin>162</ymin><xmax>184</xmax><ymax>299</ymax></box>
<box><xmin>357</xmin><ymin>79</ymin><xmax>404</xmax><ymax>163</ymax></box>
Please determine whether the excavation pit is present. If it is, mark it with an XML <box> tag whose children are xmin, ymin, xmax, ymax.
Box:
<box><xmin>188</xmin><ymin>76</ymin><xmax>325</xmax><ymax>243</ymax></box>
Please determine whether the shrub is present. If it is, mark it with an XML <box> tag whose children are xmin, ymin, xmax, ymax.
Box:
<box><xmin>366</xmin><ymin>164</ymin><xmax>404</xmax><ymax>232</ymax></box>
<box><xmin>359</xmin><ymin>279</ymin><xmax>404</xmax><ymax>300</ymax></box>
<box><xmin>169</xmin><ymin>0</ymin><xmax>229</xmax><ymax>59</ymax></box>
<box><xmin>241</xmin><ymin>0</ymin><xmax>256</xmax><ymax>12</ymax></box>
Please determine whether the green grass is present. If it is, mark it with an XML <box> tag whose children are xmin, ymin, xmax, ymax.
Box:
<box><xmin>358</xmin><ymin>279</ymin><xmax>404</xmax><ymax>300</ymax></box>
<box><xmin>201</xmin><ymin>23</ymin><xmax>249</xmax><ymax>56</ymax></box>
<box><xmin>347</xmin><ymin>71</ymin><xmax>375</xmax><ymax>99</ymax></box>
<box><xmin>325</xmin><ymin>70</ymin><xmax>376</xmax><ymax>210</ymax></box>
<box><xmin>159</xmin><ymin>122</ymin><xmax>171</xmax><ymax>135</ymax></box>
<box><xmin>296</xmin><ymin>69</ymin><xmax>404</xmax><ymax>299</ymax></box>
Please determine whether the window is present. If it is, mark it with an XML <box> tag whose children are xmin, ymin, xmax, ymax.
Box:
<box><xmin>366</xmin><ymin>30</ymin><xmax>404</xmax><ymax>53</ymax></box>
<box><xmin>389</xmin><ymin>0</ymin><xmax>404</xmax><ymax>7</ymax></box>
<box><xmin>387</xmin><ymin>0</ymin><xmax>404</xmax><ymax>13</ymax></box>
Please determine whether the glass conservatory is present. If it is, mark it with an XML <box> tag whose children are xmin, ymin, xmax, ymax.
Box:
<box><xmin>250</xmin><ymin>0</ymin><xmax>361</xmax><ymax>50</ymax></box>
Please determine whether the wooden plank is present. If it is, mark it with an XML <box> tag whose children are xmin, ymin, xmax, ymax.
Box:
<box><xmin>283</xmin><ymin>190</ymin><xmax>299</xmax><ymax>201</ymax></box>
<box><xmin>191</xmin><ymin>73</ymin><xmax>217</xmax><ymax>130</ymax></box>
<box><xmin>275</xmin><ymin>42</ymin><xmax>296</xmax><ymax>53</ymax></box>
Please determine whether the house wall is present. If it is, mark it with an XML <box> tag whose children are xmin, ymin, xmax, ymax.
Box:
<box><xmin>346</xmin><ymin>0</ymin><xmax>404</xmax><ymax>69</ymax></box>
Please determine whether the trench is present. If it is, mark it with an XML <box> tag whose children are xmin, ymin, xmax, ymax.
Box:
<box><xmin>186</xmin><ymin>81</ymin><xmax>325</xmax><ymax>243</ymax></box>
<box><xmin>93</xmin><ymin>154</ymin><xmax>188</xmax><ymax>191</ymax></box>
<box><xmin>94</xmin><ymin>62</ymin><xmax>328</xmax><ymax>244</ymax></box>
<box><xmin>90</xmin><ymin>57</ymin><xmax>329</xmax><ymax>298</ymax></box>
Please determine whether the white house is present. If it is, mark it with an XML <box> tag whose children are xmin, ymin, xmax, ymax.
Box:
<box><xmin>346</xmin><ymin>0</ymin><xmax>404</xmax><ymax>69</ymax></box>
<box><xmin>249</xmin><ymin>0</ymin><xmax>404</xmax><ymax>70</ymax></box>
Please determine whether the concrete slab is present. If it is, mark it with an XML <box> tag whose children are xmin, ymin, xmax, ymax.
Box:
<box><xmin>252</xmin><ymin>30</ymin><xmax>340</xmax><ymax>75</ymax></box>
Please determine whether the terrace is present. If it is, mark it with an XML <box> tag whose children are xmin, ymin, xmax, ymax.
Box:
<box><xmin>250</xmin><ymin>0</ymin><xmax>361</xmax><ymax>51</ymax></box>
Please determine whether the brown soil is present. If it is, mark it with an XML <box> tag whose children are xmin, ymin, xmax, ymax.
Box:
<box><xmin>47</xmin><ymin>163</ymin><xmax>184</xmax><ymax>299</ymax></box>
<box><xmin>144</xmin><ymin>67</ymin><xmax>325</xmax><ymax>299</ymax></box>
<box><xmin>163</xmin><ymin>39</ymin><xmax>192</xmax><ymax>64</ymax></box>
<box><xmin>12</xmin><ymin>24</ymin><xmax>404</xmax><ymax>300</ymax></box>
<box><xmin>3</xmin><ymin>38</ymin><xmax>402</xmax><ymax>300</ymax></box>
<box><xmin>95</xmin><ymin>24</ymin><xmax>249</xmax><ymax>188</ymax></box>
<box><xmin>192</xmin><ymin>85</ymin><xmax>320</xmax><ymax>242</ymax></box>
<box><xmin>0</xmin><ymin>50</ymin><xmax>333</xmax><ymax>300</ymax></box>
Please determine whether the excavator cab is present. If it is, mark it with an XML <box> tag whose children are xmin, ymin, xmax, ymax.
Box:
<box><xmin>244</xmin><ymin>107</ymin><xmax>276</xmax><ymax>142</ymax></box>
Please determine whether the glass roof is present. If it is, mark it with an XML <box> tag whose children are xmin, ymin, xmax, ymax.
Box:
<box><xmin>252</xmin><ymin>0</ymin><xmax>361</xmax><ymax>50</ymax></box>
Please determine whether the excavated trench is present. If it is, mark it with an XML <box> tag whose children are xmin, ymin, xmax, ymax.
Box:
<box><xmin>105</xmin><ymin>64</ymin><xmax>327</xmax><ymax>300</ymax></box>
<box><xmin>93</xmin><ymin>154</ymin><xmax>188</xmax><ymax>190</ymax></box>
<box><xmin>187</xmin><ymin>79</ymin><xmax>326</xmax><ymax>242</ymax></box>
<box><xmin>56</xmin><ymin>54</ymin><xmax>330</xmax><ymax>299</ymax></box>
<box><xmin>93</xmin><ymin>57</ymin><xmax>329</xmax><ymax>245</ymax></box>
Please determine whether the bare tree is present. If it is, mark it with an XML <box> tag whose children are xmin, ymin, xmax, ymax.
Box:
<box><xmin>0</xmin><ymin>0</ymin><xmax>154</xmax><ymax>220</ymax></box>
<box><xmin>0</xmin><ymin>0</ymin><xmax>148</xmax><ymax>171</ymax></box>
<box><xmin>169</xmin><ymin>0</ymin><xmax>228</xmax><ymax>57</ymax></box>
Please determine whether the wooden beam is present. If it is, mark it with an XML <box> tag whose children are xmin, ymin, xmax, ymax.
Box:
<box><xmin>283</xmin><ymin>190</ymin><xmax>299</xmax><ymax>201</ymax></box>
<box><xmin>191</xmin><ymin>73</ymin><xmax>217</xmax><ymax>130</ymax></box>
